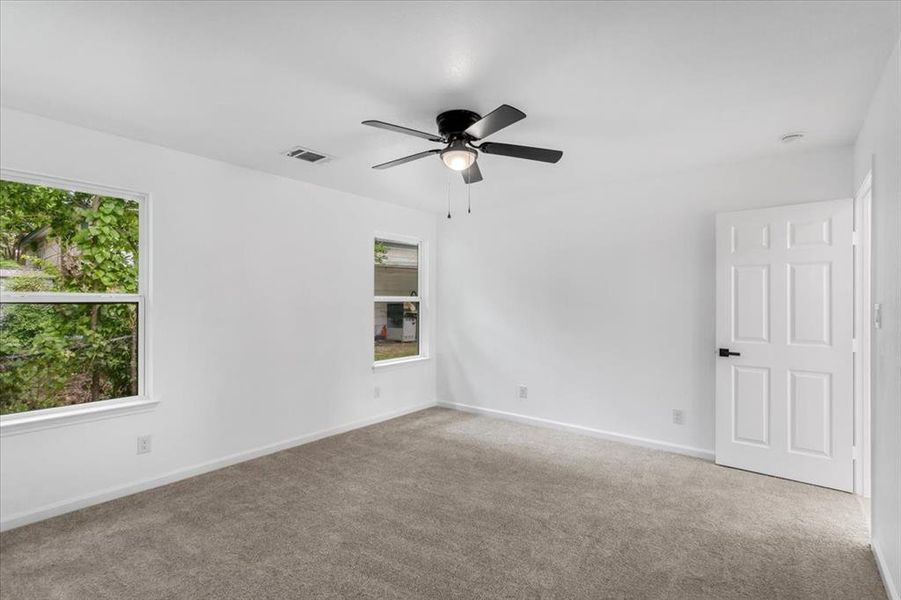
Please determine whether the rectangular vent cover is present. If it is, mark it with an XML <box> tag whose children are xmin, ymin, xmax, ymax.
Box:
<box><xmin>284</xmin><ymin>146</ymin><xmax>331</xmax><ymax>164</ymax></box>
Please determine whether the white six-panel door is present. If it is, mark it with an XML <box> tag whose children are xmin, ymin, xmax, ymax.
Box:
<box><xmin>715</xmin><ymin>199</ymin><xmax>853</xmax><ymax>491</ymax></box>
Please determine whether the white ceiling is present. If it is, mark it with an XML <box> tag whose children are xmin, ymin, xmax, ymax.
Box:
<box><xmin>1</xmin><ymin>1</ymin><xmax>898</xmax><ymax>213</ymax></box>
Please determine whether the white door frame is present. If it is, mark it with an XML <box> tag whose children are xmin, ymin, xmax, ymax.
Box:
<box><xmin>853</xmin><ymin>170</ymin><xmax>872</xmax><ymax>498</ymax></box>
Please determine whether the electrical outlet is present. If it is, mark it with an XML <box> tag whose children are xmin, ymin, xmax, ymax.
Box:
<box><xmin>374</xmin><ymin>386</ymin><xmax>381</xmax><ymax>399</ymax></box>
<box><xmin>672</xmin><ymin>409</ymin><xmax>684</xmax><ymax>425</ymax></box>
<box><xmin>137</xmin><ymin>435</ymin><xmax>152</xmax><ymax>455</ymax></box>
<box><xmin>518</xmin><ymin>385</ymin><xmax>528</xmax><ymax>400</ymax></box>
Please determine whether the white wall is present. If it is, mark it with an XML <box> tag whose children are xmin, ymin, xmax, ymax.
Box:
<box><xmin>437</xmin><ymin>146</ymin><xmax>852</xmax><ymax>456</ymax></box>
<box><xmin>0</xmin><ymin>108</ymin><xmax>437</xmax><ymax>528</ymax></box>
<box><xmin>854</xmin><ymin>38</ymin><xmax>901</xmax><ymax>600</ymax></box>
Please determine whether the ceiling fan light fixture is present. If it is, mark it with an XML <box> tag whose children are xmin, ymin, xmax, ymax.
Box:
<box><xmin>441</xmin><ymin>141</ymin><xmax>477</xmax><ymax>171</ymax></box>
<box><xmin>363</xmin><ymin>104</ymin><xmax>563</xmax><ymax>184</ymax></box>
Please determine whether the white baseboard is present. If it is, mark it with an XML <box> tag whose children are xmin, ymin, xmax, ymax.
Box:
<box><xmin>438</xmin><ymin>401</ymin><xmax>715</xmax><ymax>461</ymax></box>
<box><xmin>0</xmin><ymin>401</ymin><xmax>436</xmax><ymax>532</ymax></box>
<box><xmin>873</xmin><ymin>540</ymin><xmax>900</xmax><ymax>600</ymax></box>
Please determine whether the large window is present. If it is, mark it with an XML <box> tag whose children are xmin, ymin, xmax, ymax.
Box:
<box><xmin>374</xmin><ymin>237</ymin><xmax>424</xmax><ymax>364</ymax></box>
<box><xmin>0</xmin><ymin>174</ymin><xmax>145</xmax><ymax>416</ymax></box>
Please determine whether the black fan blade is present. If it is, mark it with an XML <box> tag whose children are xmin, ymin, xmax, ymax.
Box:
<box><xmin>372</xmin><ymin>149</ymin><xmax>441</xmax><ymax>170</ymax></box>
<box><xmin>362</xmin><ymin>120</ymin><xmax>444</xmax><ymax>142</ymax></box>
<box><xmin>479</xmin><ymin>142</ymin><xmax>563</xmax><ymax>164</ymax></box>
<box><xmin>464</xmin><ymin>104</ymin><xmax>526</xmax><ymax>140</ymax></box>
<box><xmin>462</xmin><ymin>161</ymin><xmax>483</xmax><ymax>184</ymax></box>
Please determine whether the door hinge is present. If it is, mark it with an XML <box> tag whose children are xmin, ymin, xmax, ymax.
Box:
<box><xmin>852</xmin><ymin>231</ymin><xmax>860</xmax><ymax>246</ymax></box>
<box><xmin>852</xmin><ymin>445</ymin><xmax>860</xmax><ymax>460</ymax></box>
<box><xmin>852</xmin><ymin>338</ymin><xmax>859</xmax><ymax>353</ymax></box>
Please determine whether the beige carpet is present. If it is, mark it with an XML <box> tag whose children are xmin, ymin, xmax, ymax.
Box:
<box><xmin>0</xmin><ymin>407</ymin><xmax>886</xmax><ymax>600</ymax></box>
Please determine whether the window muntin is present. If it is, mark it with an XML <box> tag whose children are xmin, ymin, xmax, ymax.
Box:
<box><xmin>0</xmin><ymin>176</ymin><xmax>144</xmax><ymax>416</ymax></box>
<box><xmin>374</xmin><ymin>238</ymin><xmax>423</xmax><ymax>363</ymax></box>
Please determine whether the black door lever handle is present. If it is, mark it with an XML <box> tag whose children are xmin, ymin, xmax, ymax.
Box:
<box><xmin>718</xmin><ymin>348</ymin><xmax>741</xmax><ymax>357</ymax></box>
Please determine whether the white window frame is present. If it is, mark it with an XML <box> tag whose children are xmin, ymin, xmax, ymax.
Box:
<box><xmin>0</xmin><ymin>169</ymin><xmax>156</xmax><ymax>436</ymax></box>
<box><xmin>373</xmin><ymin>233</ymin><xmax>429</xmax><ymax>368</ymax></box>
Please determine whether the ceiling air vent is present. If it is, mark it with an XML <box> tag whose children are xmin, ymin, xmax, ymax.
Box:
<box><xmin>284</xmin><ymin>146</ymin><xmax>331</xmax><ymax>164</ymax></box>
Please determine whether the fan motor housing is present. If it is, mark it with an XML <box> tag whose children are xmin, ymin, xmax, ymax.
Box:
<box><xmin>436</xmin><ymin>110</ymin><xmax>481</xmax><ymax>139</ymax></box>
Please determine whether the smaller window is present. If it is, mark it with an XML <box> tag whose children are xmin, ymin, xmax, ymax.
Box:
<box><xmin>374</xmin><ymin>238</ymin><xmax>423</xmax><ymax>363</ymax></box>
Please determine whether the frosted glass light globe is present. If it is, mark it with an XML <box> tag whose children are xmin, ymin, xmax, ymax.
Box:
<box><xmin>441</xmin><ymin>142</ymin><xmax>477</xmax><ymax>171</ymax></box>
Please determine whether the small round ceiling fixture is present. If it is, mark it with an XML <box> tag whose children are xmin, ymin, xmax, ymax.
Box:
<box><xmin>780</xmin><ymin>132</ymin><xmax>805</xmax><ymax>144</ymax></box>
<box><xmin>441</xmin><ymin>140</ymin><xmax>477</xmax><ymax>171</ymax></box>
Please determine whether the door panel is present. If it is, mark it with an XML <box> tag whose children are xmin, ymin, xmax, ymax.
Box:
<box><xmin>787</xmin><ymin>262</ymin><xmax>831</xmax><ymax>346</ymax></box>
<box><xmin>733</xmin><ymin>265</ymin><xmax>770</xmax><ymax>342</ymax></box>
<box><xmin>788</xmin><ymin>370</ymin><xmax>831</xmax><ymax>457</ymax></box>
<box><xmin>731</xmin><ymin>223</ymin><xmax>770</xmax><ymax>252</ymax></box>
<box><xmin>788</xmin><ymin>217</ymin><xmax>832</xmax><ymax>248</ymax></box>
<box><xmin>716</xmin><ymin>199</ymin><xmax>853</xmax><ymax>491</ymax></box>
<box><xmin>732</xmin><ymin>366</ymin><xmax>770</xmax><ymax>446</ymax></box>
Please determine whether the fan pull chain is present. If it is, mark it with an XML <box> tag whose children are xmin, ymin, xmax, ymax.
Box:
<box><xmin>467</xmin><ymin>181</ymin><xmax>471</xmax><ymax>214</ymax></box>
<box><xmin>446</xmin><ymin>170</ymin><xmax>452</xmax><ymax>219</ymax></box>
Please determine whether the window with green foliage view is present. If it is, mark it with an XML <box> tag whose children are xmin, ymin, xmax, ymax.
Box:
<box><xmin>0</xmin><ymin>177</ymin><xmax>142</xmax><ymax>416</ymax></box>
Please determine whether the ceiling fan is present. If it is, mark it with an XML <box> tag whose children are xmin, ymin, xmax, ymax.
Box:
<box><xmin>362</xmin><ymin>105</ymin><xmax>563</xmax><ymax>184</ymax></box>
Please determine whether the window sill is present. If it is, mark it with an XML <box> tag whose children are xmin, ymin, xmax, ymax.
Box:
<box><xmin>0</xmin><ymin>396</ymin><xmax>159</xmax><ymax>437</ymax></box>
<box><xmin>373</xmin><ymin>356</ymin><xmax>431</xmax><ymax>370</ymax></box>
